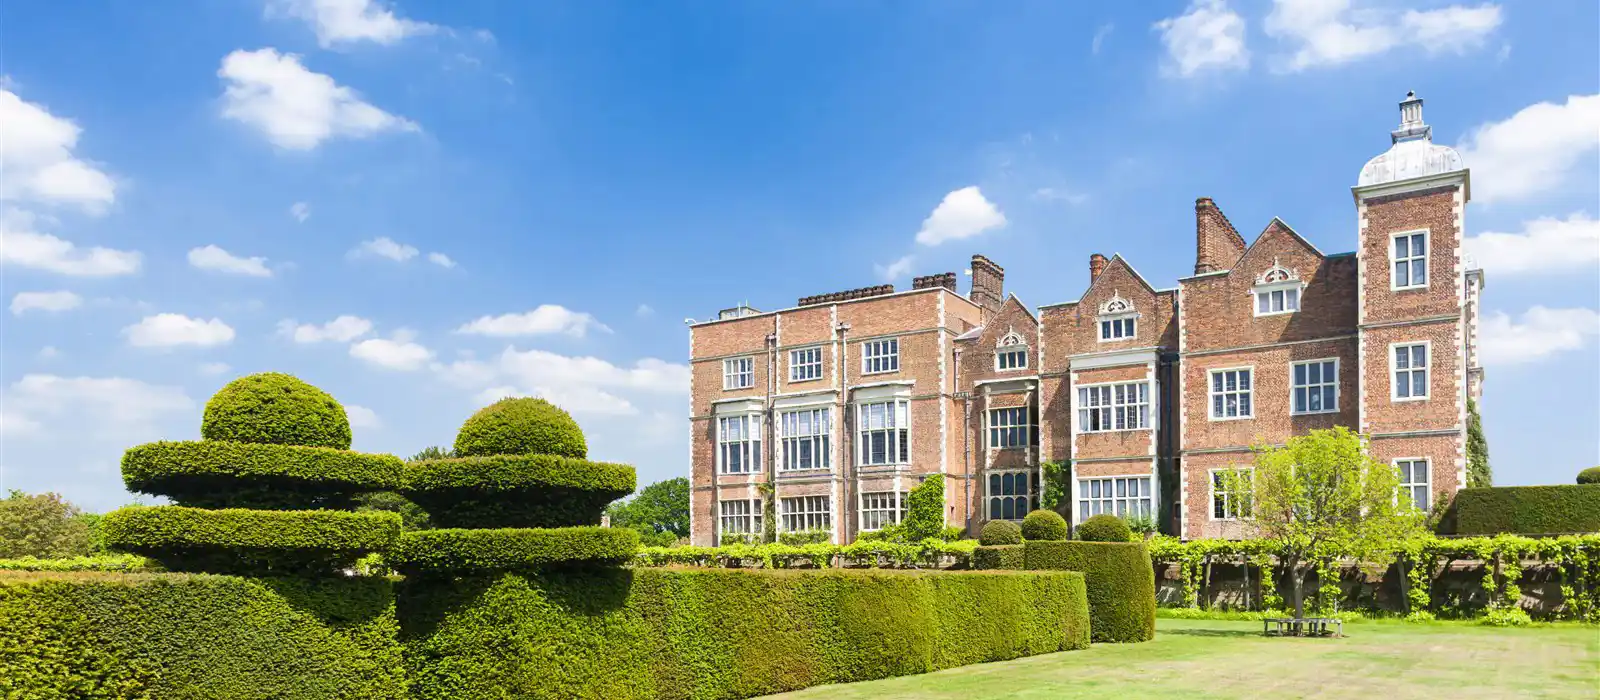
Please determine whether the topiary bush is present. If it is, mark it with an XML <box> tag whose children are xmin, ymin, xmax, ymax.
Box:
<box><xmin>453</xmin><ymin>397</ymin><xmax>587</xmax><ymax>459</ymax></box>
<box><xmin>900</xmin><ymin>474</ymin><xmax>945</xmax><ymax>542</ymax></box>
<box><xmin>1452</xmin><ymin>485</ymin><xmax>1600</xmax><ymax>535</ymax></box>
<box><xmin>201</xmin><ymin>373</ymin><xmax>352</xmax><ymax>450</ymax></box>
<box><xmin>402</xmin><ymin>454</ymin><xmax>634</xmax><ymax>528</ymax></box>
<box><xmin>979</xmin><ymin>519</ymin><xmax>1022</xmax><ymax>546</ymax></box>
<box><xmin>102</xmin><ymin>506</ymin><xmax>400</xmax><ymax>575</ymax></box>
<box><xmin>121</xmin><ymin>441</ymin><xmax>402</xmax><ymax>510</ymax></box>
<box><xmin>1021</xmin><ymin>510</ymin><xmax>1069</xmax><ymax>541</ymax></box>
<box><xmin>1076</xmin><ymin>513</ymin><xmax>1132</xmax><ymax>542</ymax></box>
<box><xmin>1022</xmin><ymin>540</ymin><xmax>1156</xmax><ymax>643</ymax></box>
<box><xmin>1579</xmin><ymin>467</ymin><xmax>1600</xmax><ymax>485</ymax></box>
<box><xmin>972</xmin><ymin>545</ymin><xmax>1025</xmax><ymax>570</ymax></box>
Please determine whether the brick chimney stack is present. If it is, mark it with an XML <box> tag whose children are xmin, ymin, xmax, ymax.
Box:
<box><xmin>1088</xmin><ymin>253</ymin><xmax>1108</xmax><ymax>282</ymax></box>
<box><xmin>969</xmin><ymin>254</ymin><xmax>1005</xmax><ymax>318</ymax></box>
<box><xmin>1194</xmin><ymin>197</ymin><xmax>1247</xmax><ymax>275</ymax></box>
<box><xmin>912</xmin><ymin>272</ymin><xmax>958</xmax><ymax>292</ymax></box>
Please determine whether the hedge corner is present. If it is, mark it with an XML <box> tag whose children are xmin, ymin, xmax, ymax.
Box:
<box><xmin>1022</xmin><ymin>539</ymin><xmax>1155</xmax><ymax>643</ymax></box>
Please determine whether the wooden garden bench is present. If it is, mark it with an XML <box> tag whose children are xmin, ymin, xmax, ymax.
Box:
<box><xmin>1263</xmin><ymin>617</ymin><xmax>1343</xmax><ymax>637</ymax></box>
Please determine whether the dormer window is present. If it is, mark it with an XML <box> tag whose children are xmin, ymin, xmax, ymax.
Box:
<box><xmin>995</xmin><ymin>329</ymin><xmax>1028</xmax><ymax>370</ymax></box>
<box><xmin>1252</xmin><ymin>259</ymin><xmax>1305</xmax><ymax>317</ymax></box>
<box><xmin>1097</xmin><ymin>292</ymin><xmax>1138</xmax><ymax>342</ymax></box>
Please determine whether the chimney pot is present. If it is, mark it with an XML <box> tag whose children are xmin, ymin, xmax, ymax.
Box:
<box><xmin>1088</xmin><ymin>253</ymin><xmax>1108</xmax><ymax>282</ymax></box>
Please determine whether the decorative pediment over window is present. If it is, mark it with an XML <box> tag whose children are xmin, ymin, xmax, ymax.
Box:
<box><xmin>998</xmin><ymin>328</ymin><xmax>1027</xmax><ymax>348</ymax></box>
<box><xmin>1255</xmin><ymin>258</ymin><xmax>1300</xmax><ymax>286</ymax></box>
<box><xmin>1098</xmin><ymin>292</ymin><xmax>1135</xmax><ymax>317</ymax></box>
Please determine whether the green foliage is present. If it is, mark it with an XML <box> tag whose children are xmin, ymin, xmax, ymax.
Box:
<box><xmin>972</xmin><ymin>545</ymin><xmax>1025</xmax><ymax>570</ymax></box>
<box><xmin>387</xmin><ymin>526</ymin><xmax>639</xmax><ymax>573</ymax></box>
<box><xmin>1453</xmin><ymin>485</ymin><xmax>1600</xmax><ymax>535</ymax></box>
<box><xmin>355</xmin><ymin>491</ymin><xmax>432</xmax><ymax>531</ymax></box>
<box><xmin>453</xmin><ymin>397</ymin><xmax>587</xmax><ymax>459</ymax></box>
<box><xmin>0</xmin><ymin>554</ymin><xmax>156</xmax><ymax>572</ymax></box>
<box><xmin>605</xmin><ymin>477</ymin><xmax>690</xmax><ymax>539</ymax></box>
<box><xmin>0</xmin><ymin>491</ymin><xmax>95</xmax><ymax>559</ymax></box>
<box><xmin>0</xmin><ymin>571</ymin><xmax>404</xmax><ymax>699</ymax></box>
<box><xmin>777</xmin><ymin>529</ymin><xmax>831</xmax><ymax>545</ymax></box>
<box><xmin>901</xmin><ymin>474</ymin><xmax>945</xmax><ymax>542</ymax></box>
<box><xmin>1021</xmin><ymin>510</ymin><xmax>1069</xmax><ymax>541</ymax></box>
<box><xmin>1478</xmin><ymin>605</ymin><xmax>1532</xmax><ymax>627</ymax></box>
<box><xmin>399</xmin><ymin>567</ymin><xmax>1089</xmax><ymax>699</ymax></box>
<box><xmin>632</xmin><ymin>527</ymin><xmax>678</xmax><ymax>548</ymax></box>
<box><xmin>1075</xmin><ymin>514</ymin><xmax>1131</xmax><ymax>542</ymax></box>
<box><xmin>1123</xmin><ymin>513</ymin><xmax>1158</xmax><ymax>537</ymax></box>
<box><xmin>635</xmin><ymin>540</ymin><xmax>979</xmax><ymax>570</ymax></box>
<box><xmin>101</xmin><ymin>506</ymin><xmax>401</xmax><ymax>575</ymax></box>
<box><xmin>1466</xmin><ymin>398</ymin><xmax>1492</xmax><ymax>488</ymax></box>
<box><xmin>1040</xmin><ymin>460</ymin><xmax>1071</xmax><ymax>511</ymax></box>
<box><xmin>1577</xmin><ymin>467</ymin><xmax>1600</xmax><ymax>485</ymax></box>
<box><xmin>408</xmin><ymin>445</ymin><xmax>455</xmax><ymax>461</ymax></box>
<box><xmin>121</xmin><ymin>441</ymin><xmax>403</xmax><ymax>509</ymax></box>
<box><xmin>979</xmin><ymin>519</ymin><xmax>1022</xmax><ymax>546</ymax></box>
<box><xmin>402</xmin><ymin>454</ymin><xmax>636</xmax><ymax>528</ymax></box>
<box><xmin>1022</xmin><ymin>540</ymin><xmax>1157</xmax><ymax>643</ymax></box>
<box><xmin>200</xmin><ymin>373</ymin><xmax>353</xmax><ymax>450</ymax></box>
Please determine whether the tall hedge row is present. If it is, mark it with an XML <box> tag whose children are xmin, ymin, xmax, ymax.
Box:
<box><xmin>1020</xmin><ymin>540</ymin><xmax>1156</xmax><ymax>643</ymax></box>
<box><xmin>1452</xmin><ymin>485</ymin><xmax>1600</xmax><ymax>535</ymax></box>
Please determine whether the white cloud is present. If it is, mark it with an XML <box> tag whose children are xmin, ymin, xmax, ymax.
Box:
<box><xmin>351</xmin><ymin>333</ymin><xmax>433</xmax><ymax>370</ymax></box>
<box><xmin>874</xmin><ymin>255</ymin><xmax>915</xmax><ymax>282</ymax></box>
<box><xmin>1032</xmin><ymin>187</ymin><xmax>1089</xmax><ymax>205</ymax></box>
<box><xmin>279</xmin><ymin>315</ymin><xmax>373</xmax><ymax>343</ymax></box>
<box><xmin>345</xmin><ymin>404</ymin><xmax>381</xmax><ymax>429</ymax></box>
<box><xmin>199</xmin><ymin>362</ymin><xmax>231</xmax><ymax>376</ymax></box>
<box><xmin>1457</xmin><ymin>94</ymin><xmax>1600</xmax><ymax>204</ymax></box>
<box><xmin>1466</xmin><ymin>212</ymin><xmax>1600</xmax><ymax>276</ymax></box>
<box><xmin>349</xmin><ymin>236</ymin><xmax>418</xmax><ymax>261</ymax></box>
<box><xmin>218</xmin><ymin>48</ymin><xmax>418</xmax><ymax>150</ymax></box>
<box><xmin>124</xmin><ymin>313</ymin><xmax>236</xmax><ymax>348</ymax></box>
<box><xmin>269</xmin><ymin>0</ymin><xmax>437</xmax><ymax>48</ymax></box>
<box><xmin>1</xmin><ymin>374</ymin><xmax>193</xmax><ymax>440</ymax></box>
<box><xmin>455</xmin><ymin>305</ymin><xmax>610</xmax><ymax>338</ymax></box>
<box><xmin>10</xmin><ymin>290</ymin><xmax>82</xmax><ymax>315</ymax></box>
<box><xmin>435</xmin><ymin>347</ymin><xmax>690</xmax><ymax>416</ymax></box>
<box><xmin>914</xmin><ymin>186</ymin><xmax>1006</xmax><ymax>246</ymax></box>
<box><xmin>1480</xmin><ymin>307</ymin><xmax>1600</xmax><ymax>367</ymax></box>
<box><xmin>1264</xmin><ymin>0</ymin><xmax>1502</xmax><ymax>72</ymax></box>
<box><xmin>427</xmin><ymin>251</ymin><xmax>456</xmax><ymax>268</ymax></box>
<box><xmin>635</xmin><ymin>304</ymin><xmax>655</xmax><ymax>318</ymax></box>
<box><xmin>0</xmin><ymin>208</ymin><xmax>141</xmax><ymax>276</ymax></box>
<box><xmin>1154</xmin><ymin>0</ymin><xmax>1249</xmax><ymax>78</ymax></box>
<box><xmin>0</xmin><ymin>408</ymin><xmax>44</xmax><ymax>437</ymax></box>
<box><xmin>187</xmin><ymin>244</ymin><xmax>272</xmax><ymax>277</ymax></box>
<box><xmin>1091</xmin><ymin>23</ymin><xmax>1114</xmax><ymax>55</ymax></box>
<box><xmin>290</xmin><ymin>201</ymin><xmax>311</xmax><ymax>222</ymax></box>
<box><xmin>0</xmin><ymin>87</ymin><xmax>116</xmax><ymax>212</ymax></box>
<box><xmin>37</xmin><ymin>346</ymin><xmax>60</xmax><ymax>360</ymax></box>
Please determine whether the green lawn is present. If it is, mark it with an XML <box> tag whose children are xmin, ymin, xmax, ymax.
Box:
<box><xmin>768</xmin><ymin>618</ymin><xmax>1600</xmax><ymax>699</ymax></box>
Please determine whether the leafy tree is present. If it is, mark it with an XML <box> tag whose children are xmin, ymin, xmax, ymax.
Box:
<box><xmin>1040</xmin><ymin>460</ymin><xmax>1071</xmax><ymax>513</ymax></box>
<box><xmin>901</xmin><ymin>474</ymin><xmax>945</xmax><ymax>542</ymax></box>
<box><xmin>0</xmin><ymin>490</ymin><xmax>96</xmax><ymax>558</ymax></box>
<box><xmin>355</xmin><ymin>491</ymin><xmax>432</xmax><ymax>531</ymax></box>
<box><xmin>1466</xmin><ymin>399</ymin><xmax>1491</xmax><ymax>488</ymax></box>
<box><xmin>409</xmin><ymin>445</ymin><xmax>455</xmax><ymax>461</ymax></box>
<box><xmin>1218</xmin><ymin>427</ymin><xmax>1424</xmax><ymax>618</ymax></box>
<box><xmin>606</xmin><ymin>477</ymin><xmax>689</xmax><ymax>540</ymax></box>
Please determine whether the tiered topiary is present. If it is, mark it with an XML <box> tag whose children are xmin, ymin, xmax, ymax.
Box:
<box><xmin>102</xmin><ymin>373</ymin><xmax>403</xmax><ymax>574</ymax></box>
<box><xmin>389</xmin><ymin>397</ymin><xmax>639</xmax><ymax>573</ymax></box>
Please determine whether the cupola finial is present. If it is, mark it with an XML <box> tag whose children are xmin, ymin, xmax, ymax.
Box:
<box><xmin>1393</xmin><ymin>91</ymin><xmax>1430</xmax><ymax>144</ymax></box>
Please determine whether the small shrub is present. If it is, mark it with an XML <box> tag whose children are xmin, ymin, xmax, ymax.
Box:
<box><xmin>1403</xmin><ymin>610</ymin><xmax>1437</xmax><ymax>623</ymax></box>
<box><xmin>1124</xmin><ymin>513</ymin><xmax>1158</xmax><ymax>537</ymax></box>
<box><xmin>453</xmin><ymin>397</ymin><xmax>587</xmax><ymax>459</ymax></box>
<box><xmin>901</xmin><ymin>474</ymin><xmax>945</xmax><ymax>541</ymax></box>
<box><xmin>1076</xmin><ymin>513</ymin><xmax>1132</xmax><ymax>542</ymax></box>
<box><xmin>937</xmin><ymin>525</ymin><xmax>965</xmax><ymax>542</ymax></box>
<box><xmin>1478</xmin><ymin>606</ymin><xmax>1532</xmax><ymax>627</ymax></box>
<box><xmin>1578</xmin><ymin>467</ymin><xmax>1600</xmax><ymax>485</ymax></box>
<box><xmin>979</xmin><ymin>520</ymin><xmax>1022</xmax><ymax>546</ymax></box>
<box><xmin>200</xmin><ymin>373</ymin><xmax>352</xmax><ymax>449</ymax></box>
<box><xmin>1021</xmin><ymin>510</ymin><xmax>1069</xmax><ymax>541</ymax></box>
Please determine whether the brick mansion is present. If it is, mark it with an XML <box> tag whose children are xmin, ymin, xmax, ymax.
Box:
<box><xmin>686</xmin><ymin>93</ymin><xmax>1485</xmax><ymax>545</ymax></box>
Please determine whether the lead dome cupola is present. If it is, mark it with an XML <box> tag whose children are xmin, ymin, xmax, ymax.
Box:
<box><xmin>1357</xmin><ymin>91</ymin><xmax>1465</xmax><ymax>188</ymax></box>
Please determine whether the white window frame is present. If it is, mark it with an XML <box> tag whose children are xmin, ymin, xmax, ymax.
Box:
<box><xmin>859</xmin><ymin>491</ymin><xmax>908</xmax><ymax>532</ymax></box>
<box><xmin>1390</xmin><ymin>341</ymin><xmax>1430</xmax><ymax>402</ymax></box>
<box><xmin>861</xmin><ymin>338</ymin><xmax>900</xmax><ymax>375</ymax></box>
<box><xmin>1098</xmin><ymin>315</ymin><xmax>1137</xmax><ymax>342</ymax></box>
<box><xmin>856</xmin><ymin>398</ymin><xmax>910</xmax><ymax>467</ymax></box>
<box><xmin>779</xmin><ymin>495</ymin><xmax>831</xmax><ymax>533</ymax></box>
<box><xmin>1076</xmin><ymin>476</ymin><xmax>1153</xmax><ymax>522</ymax></box>
<box><xmin>1208</xmin><ymin>366</ymin><xmax>1255</xmax><ymax>421</ymax></box>
<box><xmin>1253</xmin><ymin>283</ymin><xmax>1302</xmax><ymax>317</ymax></box>
<box><xmin>789</xmin><ymin>346</ymin><xmax>823</xmax><ymax>382</ymax></box>
<box><xmin>1077</xmin><ymin>381</ymin><xmax>1150</xmax><ymax>433</ymax></box>
<box><xmin>715</xmin><ymin>413</ymin><xmax>761</xmax><ymax>475</ymax></box>
<box><xmin>778</xmin><ymin>406</ymin><xmax>831</xmax><ymax>472</ymax></box>
<box><xmin>1290</xmin><ymin>358</ymin><xmax>1339</xmax><ymax>415</ymax></box>
<box><xmin>723</xmin><ymin>356</ymin><xmax>754</xmax><ymax>390</ymax></box>
<box><xmin>986</xmin><ymin>469</ymin><xmax>1039</xmax><ymax>521</ymax></box>
<box><xmin>1209</xmin><ymin>468</ymin><xmax>1254</xmax><ymax>521</ymax></box>
<box><xmin>987</xmin><ymin>406</ymin><xmax>1033</xmax><ymax>449</ymax></box>
<box><xmin>995</xmin><ymin>346</ymin><xmax>1028</xmax><ymax>371</ymax></box>
<box><xmin>717</xmin><ymin>498</ymin><xmax>762</xmax><ymax>540</ymax></box>
<box><xmin>1394</xmin><ymin>458</ymin><xmax>1431</xmax><ymax>511</ymax></box>
<box><xmin>1390</xmin><ymin>229</ymin><xmax>1429</xmax><ymax>291</ymax></box>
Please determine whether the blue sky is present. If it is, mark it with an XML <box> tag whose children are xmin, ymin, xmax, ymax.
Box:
<box><xmin>2</xmin><ymin>0</ymin><xmax>1596</xmax><ymax>512</ymax></box>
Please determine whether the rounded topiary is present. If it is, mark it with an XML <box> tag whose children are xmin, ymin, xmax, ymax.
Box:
<box><xmin>453</xmin><ymin>397</ymin><xmax>587</xmax><ymax>459</ymax></box>
<box><xmin>1076</xmin><ymin>513</ymin><xmax>1132</xmax><ymax>542</ymax></box>
<box><xmin>979</xmin><ymin>519</ymin><xmax>1023</xmax><ymax>546</ymax></box>
<box><xmin>201</xmin><ymin>373</ymin><xmax>352</xmax><ymax>449</ymax></box>
<box><xmin>1579</xmin><ymin>467</ymin><xmax>1600</xmax><ymax>485</ymax></box>
<box><xmin>1021</xmin><ymin>509</ymin><xmax>1070</xmax><ymax>541</ymax></box>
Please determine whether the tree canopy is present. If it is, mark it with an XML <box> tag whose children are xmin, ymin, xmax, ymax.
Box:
<box><xmin>606</xmin><ymin>477</ymin><xmax>689</xmax><ymax>546</ymax></box>
<box><xmin>0</xmin><ymin>490</ymin><xmax>97</xmax><ymax>559</ymax></box>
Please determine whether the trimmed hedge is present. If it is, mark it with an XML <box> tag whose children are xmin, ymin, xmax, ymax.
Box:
<box><xmin>101</xmin><ymin>506</ymin><xmax>401</xmax><ymax>574</ymax></box>
<box><xmin>400</xmin><ymin>567</ymin><xmax>1089</xmax><ymax>699</ymax></box>
<box><xmin>402</xmin><ymin>454</ymin><xmax>635</xmax><ymax>528</ymax></box>
<box><xmin>122</xmin><ymin>440</ymin><xmax>403</xmax><ymax>509</ymax></box>
<box><xmin>972</xmin><ymin>545</ymin><xmax>1024</xmax><ymax>570</ymax></box>
<box><xmin>979</xmin><ymin>519</ymin><xmax>1022</xmax><ymax>546</ymax></box>
<box><xmin>0</xmin><ymin>571</ymin><xmax>404</xmax><ymax>699</ymax></box>
<box><xmin>1578</xmin><ymin>467</ymin><xmax>1600</xmax><ymax>485</ymax></box>
<box><xmin>1076</xmin><ymin>514</ymin><xmax>1132</xmax><ymax>542</ymax></box>
<box><xmin>1453</xmin><ymin>485</ymin><xmax>1600</xmax><ymax>535</ymax></box>
<box><xmin>201</xmin><ymin>373</ymin><xmax>353</xmax><ymax>450</ymax></box>
<box><xmin>388</xmin><ymin>526</ymin><xmax>639</xmax><ymax>573</ymax></box>
<box><xmin>0</xmin><ymin>555</ymin><xmax>156</xmax><ymax>572</ymax></box>
<box><xmin>1023</xmin><ymin>540</ymin><xmax>1156</xmax><ymax>643</ymax></box>
<box><xmin>1021</xmin><ymin>510</ymin><xmax>1069</xmax><ymax>541</ymax></box>
<box><xmin>454</xmin><ymin>397</ymin><xmax>587</xmax><ymax>459</ymax></box>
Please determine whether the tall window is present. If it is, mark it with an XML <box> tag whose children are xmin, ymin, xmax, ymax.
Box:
<box><xmin>988</xmin><ymin>470</ymin><xmax>1040</xmax><ymax>521</ymax></box>
<box><xmin>988</xmin><ymin>407</ymin><xmax>1032</xmax><ymax>448</ymax></box>
<box><xmin>717</xmin><ymin>414</ymin><xmax>761</xmax><ymax>474</ymax></box>
<box><xmin>1292</xmin><ymin>359</ymin><xmax>1338</xmax><ymax>415</ymax></box>
<box><xmin>1078</xmin><ymin>476</ymin><xmax>1152</xmax><ymax>521</ymax></box>
<box><xmin>718</xmin><ymin>499</ymin><xmax>761</xmax><ymax>538</ymax></box>
<box><xmin>1099</xmin><ymin>317</ymin><xmax>1136</xmax><ymax>341</ymax></box>
<box><xmin>1078</xmin><ymin>382</ymin><xmax>1149</xmax><ymax>432</ymax></box>
<box><xmin>789</xmin><ymin>347</ymin><xmax>822</xmax><ymax>382</ymax></box>
<box><xmin>1397</xmin><ymin>459</ymin><xmax>1430</xmax><ymax>510</ymax></box>
<box><xmin>1255</xmin><ymin>287</ymin><xmax>1300</xmax><ymax>315</ymax></box>
<box><xmin>1392</xmin><ymin>230</ymin><xmax>1428</xmax><ymax>289</ymax></box>
<box><xmin>1209</xmin><ymin>368</ymin><xmax>1253</xmax><ymax>419</ymax></box>
<box><xmin>780</xmin><ymin>495</ymin><xmax>831</xmax><ymax>533</ymax></box>
<box><xmin>723</xmin><ymin>357</ymin><xmax>754</xmax><ymax>390</ymax></box>
<box><xmin>857</xmin><ymin>399</ymin><xmax>910</xmax><ymax>466</ymax></box>
<box><xmin>1211</xmin><ymin>470</ymin><xmax>1253</xmax><ymax>520</ymax></box>
<box><xmin>862</xmin><ymin>338</ymin><xmax>899</xmax><ymax>374</ymax></box>
<box><xmin>779</xmin><ymin>407</ymin><xmax>830</xmax><ymax>472</ymax></box>
<box><xmin>859</xmin><ymin>492</ymin><xmax>908</xmax><ymax>531</ymax></box>
<box><xmin>1393</xmin><ymin>343</ymin><xmax>1429</xmax><ymax>400</ymax></box>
